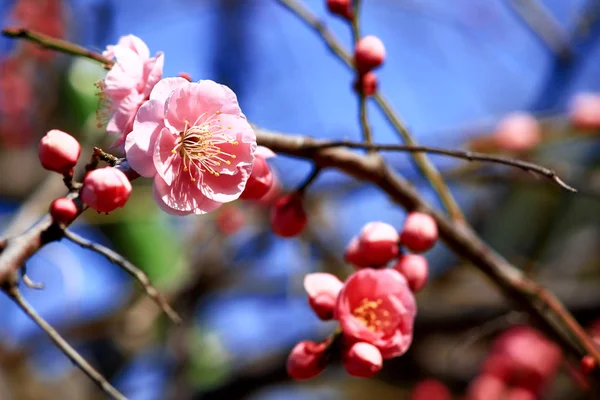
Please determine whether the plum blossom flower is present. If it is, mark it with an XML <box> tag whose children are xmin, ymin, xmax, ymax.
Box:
<box><xmin>97</xmin><ymin>35</ymin><xmax>164</xmax><ymax>147</ymax></box>
<box><xmin>125</xmin><ymin>77</ymin><xmax>256</xmax><ymax>215</ymax></box>
<box><xmin>335</xmin><ymin>268</ymin><xmax>417</xmax><ymax>359</ymax></box>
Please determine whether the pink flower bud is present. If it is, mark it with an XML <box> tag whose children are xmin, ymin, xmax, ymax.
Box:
<box><xmin>400</xmin><ymin>212</ymin><xmax>438</xmax><ymax>253</ymax></box>
<box><xmin>38</xmin><ymin>129</ymin><xmax>81</xmax><ymax>174</ymax></box>
<box><xmin>240</xmin><ymin>146</ymin><xmax>276</xmax><ymax>200</ymax></box>
<box><xmin>49</xmin><ymin>197</ymin><xmax>78</xmax><ymax>226</ymax></box>
<box><xmin>393</xmin><ymin>254</ymin><xmax>428</xmax><ymax>292</ymax></box>
<box><xmin>327</xmin><ymin>0</ymin><xmax>353</xmax><ymax>20</ymax></box>
<box><xmin>581</xmin><ymin>355</ymin><xmax>596</xmax><ymax>375</ymax></box>
<box><xmin>503</xmin><ymin>388</ymin><xmax>536</xmax><ymax>400</ymax></box>
<box><xmin>286</xmin><ymin>340</ymin><xmax>327</xmax><ymax>380</ymax></box>
<box><xmin>215</xmin><ymin>206</ymin><xmax>245</xmax><ymax>235</ymax></box>
<box><xmin>467</xmin><ymin>374</ymin><xmax>506</xmax><ymax>400</ymax></box>
<box><xmin>493</xmin><ymin>112</ymin><xmax>541</xmax><ymax>152</ymax></box>
<box><xmin>342</xmin><ymin>342</ymin><xmax>383</xmax><ymax>378</ymax></box>
<box><xmin>270</xmin><ymin>194</ymin><xmax>307</xmax><ymax>237</ymax></box>
<box><xmin>569</xmin><ymin>93</ymin><xmax>600</xmax><ymax>131</ymax></box>
<box><xmin>304</xmin><ymin>273</ymin><xmax>344</xmax><ymax>320</ymax></box>
<box><xmin>344</xmin><ymin>236</ymin><xmax>370</xmax><ymax>268</ymax></box>
<box><xmin>354</xmin><ymin>36</ymin><xmax>386</xmax><ymax>74</ymax></box>
<box><xmin>81</xmin><ymin>167</ymin><xmax>132</xmax><ymax>213</ymax></box>
<box><xmin>357</xmin><ymin>221</ymin><xmax>400</xmax><ymax>266</ymax></box>
<box><xmin>354</xmin><ymin>71</ymin><xmax>378</xmax><ymax>96</ymax></box>
<box><xmin>410</xmin><ymin>379</ymin><xmax>452</xmax><ymax>400</ymax></box>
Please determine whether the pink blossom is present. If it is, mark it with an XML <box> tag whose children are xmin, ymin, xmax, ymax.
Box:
<box><xmin>125</xmin><ymin>77</ymin><xmax>256</xmax><ymax>215</ymax></box>
<box><xmin>304</xmin><ymin>273</ymin><xmax>344</xmax><ymax>320</ymax></box>
<box><xmin>354</xmin><ymin>36</ymin><xmax>386</xmax><ymax>74</ymax></box>
<box><xmin>49</xmin><ymin>197</ymin><xmax>78</xmax><ymax>226</ymax></box>
<box><xmin>342</xmin><ymin>342</ymin><xmax>383</xmax><ymax>378</ymax></box>
<box><xmin>98</xmin><ymin>35</ymin><xmax>164</xmax><ymax>147</ymax></box>
<box><xmin>38</xmin><ymin>129</ymin><xmax>81</xmax><ymax>174</ymax></box>
<box><xmin>467</xmin><ymin>374</ymin><xmax>506</xmax><ymax>400</ymax></box>
<box><xmin>270</xmin><ymin>193</ymin><xmax>307</xmax><ymax>237</ymax></box>
<box><xmin>335</xmin><ymin>268</ymin><xmax>416</xmax><ymax>359</ymax></box>
<box><xmin>240</xmin><ymin>146</ymin><xmax>276</xmax><ymax>200</ymax></box>
<box><xmin>569</xmin><ymin>93</ymin><xmax>600</xmax><ymax>131</ymax></box>
<box><xmin>286</xmin><ymin>340</ymin><xmax>327</xmax><ymax>380</ymax></box>
<box><xmin>493</xmin><ymin>112</ymin><xmax>541</xmax><ymax>153</ymax></box>
<box><xmin>483</xmin><ymin>326</ymin><xmax>562</xmax><ymax>394</ymax></box>
<box><xmin>393</xmin><ymin>254</ymin><xmax>429</xmax><ymax>292</ymax></box>
<box><xmin>81</xmin><ymin>167</ymin><xmax>132</xmax><ymax>213</ymax></box>
<box><xmin>410</xmin><ymin>379</ymin><xmax>452</xmax><ymax>400</ymax></box>
<box><xmin>400</xmin><ymin>212</ymin><xmax>438</xmax><ymax>253</ymax></box>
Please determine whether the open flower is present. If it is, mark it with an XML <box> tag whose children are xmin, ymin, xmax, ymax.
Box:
<box><xmin>97</xmin><ymin>35</ymin><xmax>164</xmax><ymax>147</ymax></box>
<box><xmin>335</xmin><ymin>268</ymin><xmax>417</xmax><ymax>359</ymax></box>
<box><xmin>125</xmin><ymin>77</ymin><xmax>256</xmax><ymax>215</ymax></box>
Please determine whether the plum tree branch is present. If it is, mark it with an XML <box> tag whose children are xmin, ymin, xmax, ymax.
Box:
<box><xmin>275</xmin><ymin>0</ymin><xmax>466</xmax><ymax>222</ymax></box>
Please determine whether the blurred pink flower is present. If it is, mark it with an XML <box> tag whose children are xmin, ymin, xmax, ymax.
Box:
<box><xmin>410</xmin><ymin>379</ymin><xmax>452</xmax><ymax>400</ymax></box>
<box><xmin>400</xmin><ymin>212</ymin><xmax>438</xmax><ymax>253</ymax></box>
<box><xmin>393</xmin><ymin>254</ymin><xmax>429</xmax><ymax>292</ymax></box>
<box><xmin>125</xmin><ymin>77</ymin><xmax>256</xmax><ymax>215</ymax></box>
<box><xmin>304</xmin><ymin>272</ymin><xmax>344</xmax><ymax>320</ymax></box>
<box><xmin>98</xmin><ymin>35</ymin><xmax>164</xmax><ymax>147</ymax></box>
<box><xmin>569</xmin><ymin>93</ymin><xmax>600</xmax><ymax>131</ymax></box>
<box><xmin>335</xmin><ymin>268</ymin><xmax>416</xmax><ymax>359</ymax></box>
<box><xmin>493</xmin><ymin>112</ymin><xmax>542</xmax><ymax>152</ymax></box>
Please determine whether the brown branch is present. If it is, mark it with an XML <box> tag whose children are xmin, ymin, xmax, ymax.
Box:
<box><xmin>276</xmin><ymin>0</ymin><xmax>466</xmax><ymax>222</ymax></box>
<box><xmin>1</xmin><ymin>283</ymin><xmax>126</xmax><ymax>400</ymax></box>
<box><xmin>302</xmin><ymin>139</ymin><xmax>577</xmax><ymax>192</ymax></box>
<box><xmin>254</xmin><ymin>128</ymin><xmax>600</xmax><ymax>378</ymax></box>
<box><xmin>2</xmin><ymin>27</ymin><xmax>114</xmax><ymax>68</ymax></box>
<box><xmin>63</xmin><ymin>229</ymin><xmax>181</xmax><ymax>324</ymax></box>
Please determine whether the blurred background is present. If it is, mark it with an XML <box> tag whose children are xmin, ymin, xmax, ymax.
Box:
<box><xmin>1</xmin><ymin>0</ymin><xmax>600</xmax><ymax>399</ymax></box>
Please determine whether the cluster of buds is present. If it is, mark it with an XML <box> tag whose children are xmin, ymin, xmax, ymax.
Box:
<box><xmin>38</xmin><ymin>129</ymin><xmax>132</xmax><ymax>225</ymax></box>
<box><xmin>286</xmin><ymin>212</ymin><xmax>438</xmax><ymax>380</ymax></box>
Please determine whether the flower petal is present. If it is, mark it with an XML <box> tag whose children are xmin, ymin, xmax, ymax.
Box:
<box><xmin>153</xmin><ymin>174</ymin><xmax>221</xmax><ymax>215</ymax></box>
<box><xmin>142</xmin><ymin>52</ymin><xmax>164</xmax><ymax>97</ymax></box>
<box><xmin>124</xmin><ymin>99</ymin><xmax>164</xmax><ymax>177</ymax></box>
<box><xmin>153</xmin><ymin>127</ymin><xmax>182</xmax><ymax>186</ymax></box>
<box><xmin>199</xmin><ymin>163</ymin><xmax>251</xmax><ymax>202</ymax></box>
<box><xmin>149</xmin><ymin>77</ymin><xmax>189</xmax><ymax>104</ymax></box>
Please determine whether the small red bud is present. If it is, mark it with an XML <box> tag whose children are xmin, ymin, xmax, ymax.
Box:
<box><xmin>215</xmin><ymin>206</ymin><xmax>245</xmax><ymax>235</ymax></box>
<box><xmin>178</xmin><ymin>72</ymin><xmax>193</xmax><ymax>82</ymax></box>
<box><xmin>354</xmin><ymin>71</ymin><xmax>378</xmax><ymax>96</ymax></box>
<box><xmin>240</xmin><ymin>155</ymin><xmax>274</xmax><ymax>200</ymax></box>
<box><xmin>270</xmin><ymin>194</ymin><xmax>307</xmax><ymax>237</ymax></box>
<box><xmin>569</xmin><ymin>93</ymin><xmax>600</xmax><ymax>131</ymax></box>
<box><xmin>354</xmin><ymin>35</ymin><xmax>386</xmax><ymax>74</ymax></box>
<box><xmin>38</xmin><ymin>129</ymin><xmax>81</xmax><ymax>174</ymax></box>
<box><xmin>81</xmin><ymin>167</ymin><xmax>132</xmax><ymax>213</ymax></box>
<box><xmin>49</xmin><ymin>197</ymin><xmax>78</xmax><ymax>226</ymax></box>
<box><xmin>342</xmin><ymin>342</ymin><xmax>382</xmax><ymax>378</ymax></box>
<box><xmin>327</xmin><ymin>0</ymin><xmax>353</xmax><ymax>20</ymax></box>
<box><xmin>287</xmin><ymin>340</ymin><xmax>327</xmax><ymax>380</ymax></box>
<box><xmin>400</xmin><ymin>212</ymin><xmax>438</xmax><ymax>253</ymax></box>
<box><xmin>582</xmin><ymin>355</ymin><xmax>596</xmax><ymax>374</ymax></box>
<box><xmin>393</xmin><ymin>254</ymin><xmax>429</xmax><ymax>292</ymax></box>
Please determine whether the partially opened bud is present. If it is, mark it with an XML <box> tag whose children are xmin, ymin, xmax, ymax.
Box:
<box><xmin>327</xmin><ymin>0</ymin><xmax>353</xmax><ymax>20</ymax></box>
<box><xmin>287</xmin><ymin>340</ymin><xmax>327</xmax><ymax>380</ymax></box>
<box><xmin>393</xmin><ymin>254</ymin><xmax>429</xmax><ymax>292</ymax></box>
<box><xmin>354</xmin><ymin>36</ymin><xmax>386</xmax><ymax>74</ymax></box>
<box><xmin>270</xmin><ymin>194</ymin><xmax>307</xmax><ymax>237</ymax></box>
<box><xmin>49</xmin><ymin>197</ymin><xmax>78</xmax><ymax>226</ymax></box>
<box><xmin>493</xmin><ymin>112</ymin><xmax>541</xmax><ymax>152</ymax></box>
<box><xmin>304</xmin><ymin>273</ymin><xmax>344</xmax><ymax>320</ymax></box>
<box><xmin>569</xmin><ymin>93</ymin><xmax>600</xmax><ymax>131</ymax></box>
<box><xmin>81</xmin><ymin>167</ymin><xmax>132</xmax><ymax>213</ymax></box>
<box><xmin>240</xmin><ymin>146</ymin><xmax>276</xmax><ymax>200</ymax></box>
<box><xmin>400</xmin><ymin>212</ymin><xmax>438</xmax><ymax>253</ymax></box>
<box><xmin>357</xmin><ymin>221</ymin><xmax>399</xmax><ymax>266</ymax></box>
<box><xmin>354</xmin><ymin>71</ymin><xmax>378</xmax><ymax>96</ymax></box>
<box><xmin>38</xmin><ymin>129</ymin><xmax>81</xmax><ymax>174</ymax></box>
<box><xmin>342</xmin><ymin>342</ymin><xmax>383</xmax><ymax>378</ymax></box>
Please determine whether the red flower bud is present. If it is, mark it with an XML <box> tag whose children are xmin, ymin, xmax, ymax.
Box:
<box><xmin>342</xmin><ymin>342</ymin><xmax>383</xmax><ymax>378</ymax></box>
<box><xmin>400</xmin><ymin>212</ymin><xmax>438</xmax><ymax>253</ymax></box>
<box><xmin>286</xmin><ymin>340</ymin><xmax>327</xmax><ymax>380</ymax></box>
<box><xmin>49</xmin><ymin>197</ymin><xmax>78</xmax><ymax>226</ymax></box>
<box><xmin>393</xmin><ymin>254</ymin><xmax>429</xmax><ymax>292</ymax></box>
<box><xmin>354</xmin><ymin>36</ymin><xmax>386</xmax><ymax>74</ymax></box>
<box><xmin>270</xmin><ymin>194</ymin><xmax>307</xmax><ymax>237</ymax></box>
<box><xmin>327</xmin><ymin>0</ymin><xmax>353</xmax><ymax>20</ymax></box>
<box><xmin>354</xmin><ymin>71</ymin><xmax>378</xmax><ymax>96</ymax></box>
<box><xmin>81</xmin><ymin>167</ymin><xmax>132</xmax><ymax>213</ymax></box>
<box><xmin>38</xmin><ymin>129</ymin><xmax>81</xmax><ymax>174</ymax></box>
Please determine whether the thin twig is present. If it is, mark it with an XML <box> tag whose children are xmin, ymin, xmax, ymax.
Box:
<box><xmin>2</xmin><ymin>27</ymin><xmax>114</xmax><ymax>68</ymax></box>
<box><xmin>63</xmin><ymin>230</ymin><xmax>181</xmax><ymax>324</ymax></box>
<box><xmin>276</xmin><ymin>0</ymin><xmax>465</xmax><ymax>222</ymax></box>
<box><xmin>296</xmin><ymin>166</ymin><xmax>322</xmax><ymax>194</ymax></box>
<box><xmin>303</xmin><ymin>139</ymin><xmax>577</xmax><ymax>192</ymax></box>
<box><xmin>1</xmin><ymin>284</ymin><xmax>127</xmax><ymax>400</ymax></box>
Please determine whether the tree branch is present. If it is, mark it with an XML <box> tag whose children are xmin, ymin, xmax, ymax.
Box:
<box><xmin>1</xmin><ymin>283</ymin><xmax>126</xmax><ymax>400</ymax></box>
<box><xmin>301</xmin><ymin>138</ymin><xmax>576</xmax><ymax>192</ymax></box>
<box><xmin>63</xmin><ymin>229</ymin><xmax>181</xmax><ymax>324</ymax></box>
<box><xmin>276</xmin><ymin>0</ymin><xmax>466</xmax><ymax>222</ymax></box>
